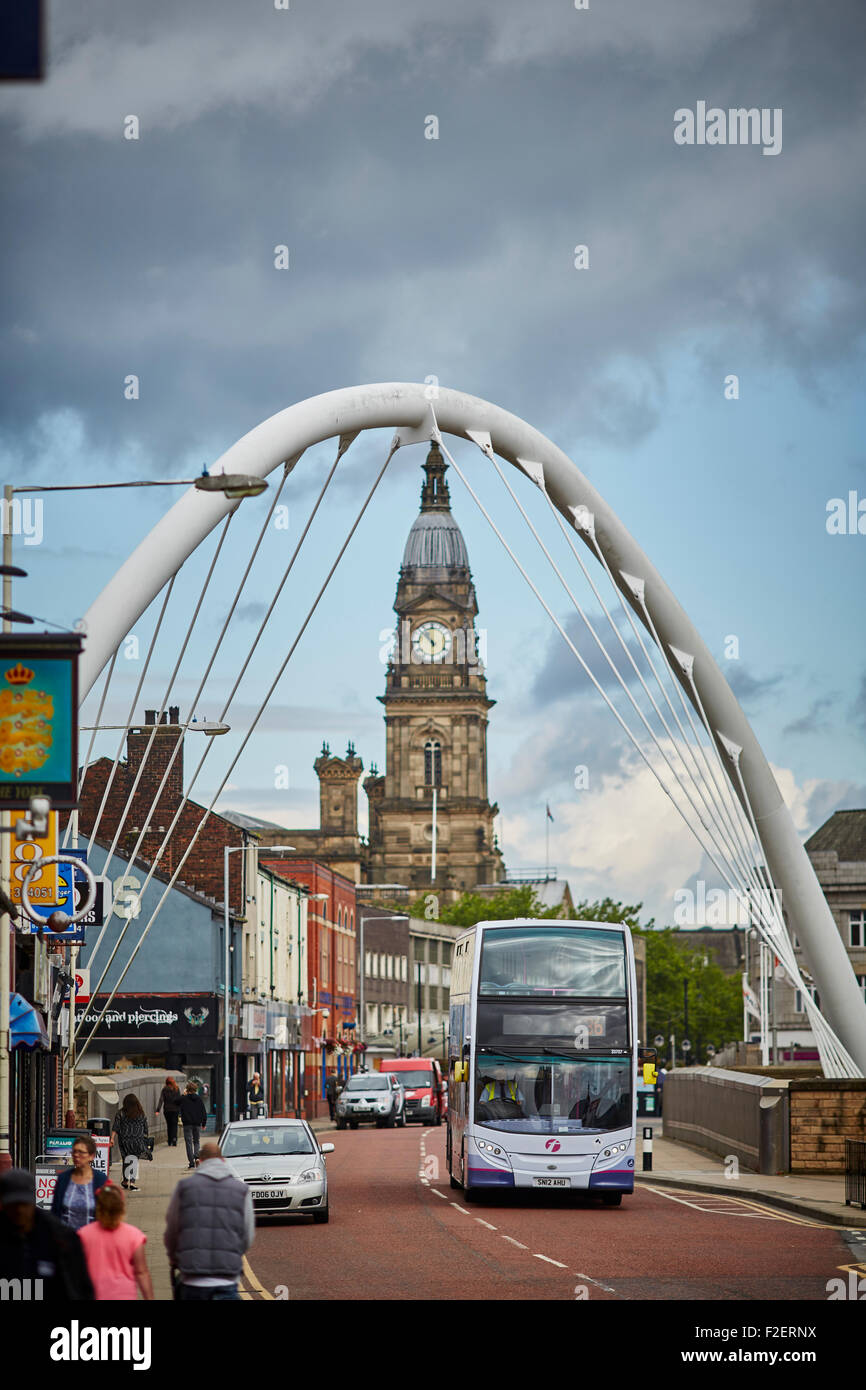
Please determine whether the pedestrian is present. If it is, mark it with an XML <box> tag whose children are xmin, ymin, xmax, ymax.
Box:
<box><xmin>164</xmin><ymin>1139</ymin><xmax>254</xmax><ymax>1301</ymax></box>
<box><xmin>656</xmin><ymin>1067</ymin><xmax>666</xmax><ymax>1117</ymax></box>
<box><xmin>156</xmin><ymin>1075</ymin><xmax>182</xmax><ymax>1147</ymax></box>
<box><xmin>79</xmin><ymin>1184</ymin><xmax>153</xmax><ymax>1300</ymax></box>
<box><xmin>325</xmin><ymin>1070</ymin><xmax>341</xmax><ymax>1121</ymax></box>
<box><xmin>0</xmin><ymin>1167</ymin><xmax>94</xmax><ymax>1301</ymax></box>
<box><xmin>245</xmin><ymin>1072</ymin><xmax>265</xmax><ymax>1118</ymax></box>
<box><xmin>51</xmin><ymin>1134</ymin><xmax>110</xmax><ymax>1231</ymax></box>
<box><xmin>179</xmin><ymin>1079</ymin><xmax>208</xmax><ymax>1169</ymax></box>
<box><xmin>111</xmin><ymin>1093</ymin><xmax>151</xmax><ymax>1191</ymax></box>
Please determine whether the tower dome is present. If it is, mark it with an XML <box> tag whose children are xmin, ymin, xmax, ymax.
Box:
<box><xmin>401</xmin><ymin>444</ymin><xmax>470</xmax><ymax>574</ymax></box>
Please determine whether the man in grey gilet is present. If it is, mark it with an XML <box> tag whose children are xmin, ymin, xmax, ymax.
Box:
<box><xmin>164</xmin><ymin>1140</ymin><xmax>254</xmax><ymax>1300</ymax></box>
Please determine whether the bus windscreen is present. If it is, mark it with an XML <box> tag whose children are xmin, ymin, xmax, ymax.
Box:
<box><xmin>478</xmin><ymin>927</ymin><xmax>626</xmax><ymax>997</ymax></box>
<box><xmin>474</xmin><ymin>1055</ymin><xmax>632</xmax><ymax>1135</ymax></box>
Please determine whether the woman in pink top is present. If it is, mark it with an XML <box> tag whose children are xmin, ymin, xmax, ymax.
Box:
<box><xmin>79</xmin><ymin>1185</ymin><xmax>154</xmax><ymax>1300</ymax></box>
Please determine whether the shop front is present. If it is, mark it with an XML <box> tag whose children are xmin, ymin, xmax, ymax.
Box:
<box><xmin>79</xmin><ymin>992</ymin><xmax>223</xmax><ymax>1126</ymax></box>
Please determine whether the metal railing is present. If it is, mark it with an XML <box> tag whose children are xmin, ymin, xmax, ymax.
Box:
<box><xmin>845</xmin><ymin>1139</ymin><xmax>866</xmax><ymax>1208</ymax></box>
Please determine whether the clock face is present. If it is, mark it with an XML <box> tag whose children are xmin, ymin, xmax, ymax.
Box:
<box><xmin>412</xmin><ymin>621</ymin><xmax>452</xmax><ymax>664</ymax></box>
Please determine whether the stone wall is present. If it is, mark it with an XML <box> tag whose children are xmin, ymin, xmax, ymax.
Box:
<box><xmin>789</xmin><ymin>1079</ymin><xmax>866</xmax><ymax>1173</ymax></box>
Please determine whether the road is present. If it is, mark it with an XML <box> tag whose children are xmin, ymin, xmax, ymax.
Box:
<box><xmin>245</xmin><ymin>1122</ymin><xmax>853</xmax><ymax>1301</ymax></box>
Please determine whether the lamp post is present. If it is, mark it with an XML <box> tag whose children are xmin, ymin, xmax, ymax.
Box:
<box><xmin>223</xmin><ymin>843</ymin><xmax>294</xmax><ymax>1128</ymax></box>
<box><xmin>357</xmin><ymin>913</ymin><xmax>408</xmax><ymax>1051</ymax></box>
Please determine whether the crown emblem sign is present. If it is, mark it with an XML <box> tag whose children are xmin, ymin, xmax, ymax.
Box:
<box><xmin>5</xmin><ymin>664</ymin><xmax>34</xmax><ymax>686</ymax></box>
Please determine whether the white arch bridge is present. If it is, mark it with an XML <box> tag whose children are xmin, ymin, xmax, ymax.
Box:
<box><xmin>76</xmin><ymin>383</ymin><xmax>866</xmax><ymax>1077</ymax></box>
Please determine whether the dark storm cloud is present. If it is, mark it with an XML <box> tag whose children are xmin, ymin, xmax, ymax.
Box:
<box><xmin>531</xmin><ymin>609</ymin><xmax>651</xmax><ymax>707</ymax></box>
<box><xmin>782</xmin><ymin>694</ymin><xmax>838</xmax><ymax>738</ymax></box>
<box><xmin>1</xmin><ymin>0</ymin><xmax>865</xmax><ymax>485</ymax></box>
<box><xmin>726</xmin><ymin>664</ymin><xmax>784</xmax><ymax>710</ymax></box>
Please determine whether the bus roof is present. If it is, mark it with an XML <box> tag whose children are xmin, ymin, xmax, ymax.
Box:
<box><xmin>464</xmin><ymin>918</ymin><xmax>630</xmax><ymax>934</ymax></box>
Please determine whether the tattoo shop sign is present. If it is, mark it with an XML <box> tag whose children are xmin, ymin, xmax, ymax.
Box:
<box><xmin>81</xmin><ymin>994</ymin><xmax>218</xmax><ymax>1043</ymax></box>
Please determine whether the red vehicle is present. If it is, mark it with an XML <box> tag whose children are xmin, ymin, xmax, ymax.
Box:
<box><xmin>388</xmin><ymin>1057</ymin><xmax>444</xmax><ymax>1125</ymax></box>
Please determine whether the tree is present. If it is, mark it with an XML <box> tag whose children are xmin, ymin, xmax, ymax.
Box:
<box><xmin>406</xmin><ymin>884</ymin><xmax>562</xmax><ymax>927</ymax></box>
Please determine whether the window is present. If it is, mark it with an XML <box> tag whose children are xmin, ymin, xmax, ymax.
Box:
<box><xmin>401</xmin><ymin>956</ymin><xmax>408</xmax><ymax>981</ymax></box>
<box><xmin>424</xmin><ymin>739</ymin><xmax>442</xmax><ymax>787</ymax></box>
<box><xmin>858</xmin><ymin>975</ymin><xmax>866</xmax><ymax>1004</ymax></box>
<box><xmin>849</xmin><ymin>911</ymin><xmax>865</xmax><ymax>949</ymax></box>
<box><xmin>442</xmin><ymin>966</ymin><xmax>451</xmax><ymax>988</ymax></box>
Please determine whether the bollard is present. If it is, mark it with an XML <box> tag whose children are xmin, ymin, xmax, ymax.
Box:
<box><xmin>642</xmin><ymin>1125</ymin><xmax>653</xmax><ymax>1172</ymax></box>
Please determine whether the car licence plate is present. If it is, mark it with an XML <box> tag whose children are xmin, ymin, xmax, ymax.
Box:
<box><xmin>253</xmin><ymin>1187</ymin><xmax>287</xmax><ymax>1201</ymax></box>
<box><xmin>354</xmin><ymin>1104</ymin><xmax>370</xmax><ymax>1111</ymax></box>
<box><xmin>533</xmin><ymin>1177</ymin><xmax>570</xmax><ymax>1188</ymax></box>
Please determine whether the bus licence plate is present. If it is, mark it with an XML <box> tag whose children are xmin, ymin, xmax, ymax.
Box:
<box><xmin>533</xmin><ymin>1177</ymin><xmax>570</xmax><ymax>1188</ymax></box>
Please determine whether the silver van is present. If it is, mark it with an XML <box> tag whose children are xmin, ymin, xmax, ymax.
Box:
<box><xmin>336</xmin><ymin>1071</ymin><xmax>406</xmax><ymax>1129</ymax></box>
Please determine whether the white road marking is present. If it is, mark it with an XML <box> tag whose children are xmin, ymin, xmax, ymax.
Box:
<box><xmin>431</xmin><ymin>1189</ymin><xmax>448</xmax><ymax>1199</ymax></box>
<box><xmin>533</xmin><ymin>1254</ymin><xmax>567</xmax><ymax>1268</ymax></box>
<box><xmin>652</xmin><ymin>1186</ymin><xmax>825</xmax><ymax>1227</ymax></box>
<box><xmin>451</xmin><ymin>1203</ymin><xmax>470</xmax><ymax>1214</ymax></box>
<box><xmin>475</xmin><ymin>1219</ymin><xmax>497</xmax><ymax>1230</ymax></box>
<box><xmin>574</xmin><ymin>1270</ymin><xmax>618</xmax><ymax>1294</ymax></box>
<box><xmin>501</xmin><ymin>1235</ymin><xmax>528</xmax><ymax>1249</ymax></box>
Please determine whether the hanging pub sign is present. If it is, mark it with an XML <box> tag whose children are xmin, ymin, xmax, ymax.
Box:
<box><xmin>0</xmin><ymin>633</ymin><xmax>82</xmax><ymax>808</ymax></box>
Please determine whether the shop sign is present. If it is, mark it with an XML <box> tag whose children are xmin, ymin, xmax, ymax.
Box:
<box><xmin>81</xmin><ymin>994</ymin><xmax>218</xmax><ymax>1042</ymax></box>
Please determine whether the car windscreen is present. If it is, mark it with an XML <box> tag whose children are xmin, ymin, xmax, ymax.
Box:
<box><xmin>344</xmin><ymin>1074</ymin><xmax>388</xmax><ymax>1091</ymax></box>
<box><xmin>222</xmin><ymin>1127</ymin><xmax>314</xmax><ymax>1157</ymax></box>
<box><xmin>391</xmin><ymin>1071</ymin><xmax>433</xmax><ymax>1088</ymax></box>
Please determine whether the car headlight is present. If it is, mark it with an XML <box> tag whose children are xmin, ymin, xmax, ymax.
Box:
<box><xmin>420</xmin><ymin>1096</ymin><xmax>432</xmax><ymax>1106</ymax></box>
<box><xmin>297</xmin><ymin>1169</ymin><xmax>321</xmax><ymax>1184</ymax></box>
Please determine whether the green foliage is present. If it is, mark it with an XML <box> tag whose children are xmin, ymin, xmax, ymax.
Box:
<box><xmin>406</xmin><ymin>884</ymin><xmax>562</xmax><ymax>927</ymax></box>
<box><xmin>394</xmin><ymin>890</ymin><xmax>742</xmax><ymax>1056</ymax></box>
<box><xmin>632</xmin><ymin>925</ymin><xmax>742</xmax><ymax>1054</ymax></box>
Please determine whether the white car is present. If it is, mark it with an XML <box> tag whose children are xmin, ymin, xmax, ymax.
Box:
<box><xmin>219</xmin><ymin>1118</ymin><xmax>334</xmax><ymax>1223</ymax></box>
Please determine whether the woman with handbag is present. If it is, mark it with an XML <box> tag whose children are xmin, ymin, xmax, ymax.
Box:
<box><xmin>155</xmin><ymin>1076</ymin><xmax>182</xmax><ymax>1147</ymax></box>
<box><xmin>111</xmin><ymin>1095</ymin><xmax>150</xmax><ymax>1192</ymax></box>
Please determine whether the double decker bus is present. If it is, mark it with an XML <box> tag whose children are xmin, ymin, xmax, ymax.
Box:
<box><xmin>446</xmin><ymin>918</ymin><xmax>647</xmax><ymax>1205</ymax></box>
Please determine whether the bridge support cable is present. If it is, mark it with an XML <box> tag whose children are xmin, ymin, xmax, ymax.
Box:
<box><xmin>545</xmin><ymin>496</ymin><xmax>770</xmax><ymax>912</ymax></box>
<box><xmin>62</xmin><ymin>649</ymin><xmax>119</xmax><ymax>849</ymax></box>
<box><xmin>636</xmin><ymin>616</ymin><xmax>858</xmax><ymax>1077</ymax></box>
<box><xmin>75</xmin><ymin>437</ymin><xmax>396</xmax><ymax>1060</ymax></box>
<box><xmin>85</xmin><ymin>463</ymin><xmax>294</xmax><ymax>975</ymax></box>
<box><xmin>441</xmin><ymin>434</ymin><xmax>857</xmax><ymax>1075</ymax></box>
<box><xmin>82</xmin><ymin>579</ymin><xmax>176</xmax><ymax>859</ymax></box>
<box><xmin>468</xmin><ymin>435</ymin><xmax>759</xmax><ymax>908</ymax></box>
<box><xmin>93</xmin><ymin>514</ymin><xmax>235</xmax><ymax>892</ymax></box>
<box><xmin>436</xmin><ymin>438</ymin><xmax>751</xmax><ymax>893</ymax></box>
<box><xmin>457</xmin><ymin>435</ymin><xmax>856</xmax><ymax>1076</ymax></box>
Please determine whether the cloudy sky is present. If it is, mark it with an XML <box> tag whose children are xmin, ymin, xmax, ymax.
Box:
<box><xmin>2</xmin><ymin>0</ymin><xmax>864</xmax><ymax>925</ymax></box>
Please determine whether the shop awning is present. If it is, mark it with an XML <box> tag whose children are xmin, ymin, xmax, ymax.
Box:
<box><xmin>9</xmin><ymin>993</ymin><xmax>49</xmax><ymax>1051</ymax></box>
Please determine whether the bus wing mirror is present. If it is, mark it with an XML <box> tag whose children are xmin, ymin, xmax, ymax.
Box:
<box><xmin>637</xmin><ymin>1047</ymin><xmax>657</xmax><ymax>1066</ymax></box>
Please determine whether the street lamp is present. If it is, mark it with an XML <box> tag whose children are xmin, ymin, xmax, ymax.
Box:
<box><xmin>357</xmin><ymin>914</ymin><xmax>408</xmax><ymax>1051</ymax></box>
<box><xmin>223</xmin><ymin>842</ymin><xmax>294</xmax><ymax>1127</ymax></box>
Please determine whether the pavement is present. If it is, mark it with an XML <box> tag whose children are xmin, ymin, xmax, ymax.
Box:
<box><xmin>117</xmin><ymin>1116</ymin><xmax>864</xmax><ymax>1301</ymax></box>
<box><xmin>635</xmin><ymin>1119</ymin><xmax>861</xmax><ymax>1228</ymax></box>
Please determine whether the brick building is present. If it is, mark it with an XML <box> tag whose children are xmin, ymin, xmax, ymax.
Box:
<box><xmin>75</xmin><ymin>708</ymin><xmax>248</xmax><ymax>916</ymax></box>
<box><xmin>260</xmin><ymin>858</ymin><xmax>358</xmax><ymax>1120</ymax></box>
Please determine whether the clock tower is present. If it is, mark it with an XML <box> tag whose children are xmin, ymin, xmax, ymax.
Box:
<box><xmin>364</xmin><ymin>443</ymin><xmax>505</xmax><ymax>897</ymax></box>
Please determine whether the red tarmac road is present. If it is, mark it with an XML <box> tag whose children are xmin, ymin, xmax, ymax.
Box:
<box><xmin>247</xmin><ymin>1123</ymin><xmax>852</xmax><ymax>1301</ymax></box>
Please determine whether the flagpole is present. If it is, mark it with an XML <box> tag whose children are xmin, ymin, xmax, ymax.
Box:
<box><xmin>545</xmin><ymin>805</ymin><xmax>549</xmax><ymax>880</ymax></box>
